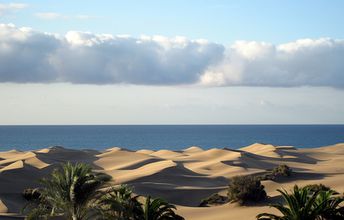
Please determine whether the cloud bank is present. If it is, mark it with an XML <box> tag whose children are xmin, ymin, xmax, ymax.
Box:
<box><xmin>201</xmin><ymin>40</ymin><xmax>344</xmax><ymax>87</ymax></box>
<box><xmin>0</xmin><ymin>24</ymin><xmax>343</xmax><ymax>87</ymax></box>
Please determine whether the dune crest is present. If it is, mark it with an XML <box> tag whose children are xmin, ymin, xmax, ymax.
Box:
<box><xmin>240</xmin><ymin>143</ymin><xmax>296</xmax><ymax>158</ymax></box>
<box><xmin>183</xmin><ymin>146</ymin><xmax>204</xmax><ymax>154</ymax></box>
<box><xmin>136</xmin><ymin>149</ymin><xmax>155</xmax><ymax>154</ymax></box>
<box><xmin>150</xmin><ymin>150</ymin><xmax>186</xmax><ymax>159</ymax></box>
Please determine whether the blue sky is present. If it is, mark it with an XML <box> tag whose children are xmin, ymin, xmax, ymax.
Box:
<box><xmin>0</xmin><ymin>1</ymin><xmax>343</xmax><ymax>124</ymax></box>
<box><xmin>2</xmin><ymin>0</ymin><xmax>344</xmax><ymax>44</ymax></box>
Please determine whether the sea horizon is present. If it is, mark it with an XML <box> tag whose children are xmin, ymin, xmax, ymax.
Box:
<box><xmin>1</xmin><ymin>123</ymin><xmax>343</xmax><ymax>125</ymax></box>
<box><xmin>1</xmin><ymin>124</ymin><xmax>343</xmax><ymax>151</ymax></box>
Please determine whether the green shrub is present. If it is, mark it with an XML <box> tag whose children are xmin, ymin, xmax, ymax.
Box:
<box><xmin>304</xmin><ymin>184</ymin><xmax>336</xmax><ymax>194</ymax></box>
<box><xmin>199</xmin><ymin>193</ymin><xmax>228</xmax><ymax>207</ymax></box>
<box><xmin>271</xmin><ymin>164</ymin><xmax>292</xmax><ymax>177</ymax></box>
<box><xmin>227</xmin><ymin>175</ymin><xmax>267</xmax><ymax>205</ymax></box>
<box><xmin>256</xmin><ymin>173</ymin><xmax>272</xmax><ymax>181</ymax></box>
<box><xmin>256</xmin><ymin>165</ymin><xmax>293</xmax><ymax>182</ymax></box>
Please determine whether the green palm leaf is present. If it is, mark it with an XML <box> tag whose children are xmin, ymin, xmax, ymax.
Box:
<box><xmin>23</xmin><ymin>162</ymin><xmax>111</xmax><ymax>220</ymax></box>
<box><xmin>257</xmin><ymin>185</ymin><xmax>344</xmax><ymax>220</ymax></box>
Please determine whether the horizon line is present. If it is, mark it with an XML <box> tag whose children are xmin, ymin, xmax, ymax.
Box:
<box><xmin>1</xmin><ymin>124</ymin><xmax>343</xmax><ymax>126</ymax></box>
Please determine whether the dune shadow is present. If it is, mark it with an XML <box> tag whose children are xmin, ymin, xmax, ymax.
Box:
<box><xmin>131</xmin><ymin>183</ymin><xmax>227</xmax><ymax>206</ymax></box>
<box><xmin>126</xmin><ymin>162</ymin><xmax>228</xmax><ymax>206</ymax></box>
<box><xmin>270</xmin><ymin>172</ymin><xmax>328</xmax><ymax>184</ymax></box>
<box><xmin>220</xmin><ymin>148</ymin><xmax>322</xmax><ymax>173</ymax></box>
<box><xmin>0</xmin><ymin>146</ymin><xmax>106</xmax><ymax>214</ymax></box>
<box><xmin>35</xmin><ymin>146</ymin><xmax>103</xmax><ymax>170</ymax></box>
<box><xmin>0</xmin><ymin>163</ymin><xmax>57</xmax><ymax>213</ymax></box>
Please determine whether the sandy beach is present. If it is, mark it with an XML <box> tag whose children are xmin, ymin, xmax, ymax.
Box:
<box><xmin>1</xmin><ymin>143</ymin><xmax>344</xmax><ymax>220</ymax></box>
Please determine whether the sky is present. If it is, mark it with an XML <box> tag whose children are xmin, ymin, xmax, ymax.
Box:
<box><xmin>0</xmin><ymin>0</ymin><xmax>343</xmax><ymax>124</ymax></box>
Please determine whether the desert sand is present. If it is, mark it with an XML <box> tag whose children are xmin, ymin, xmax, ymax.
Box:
<box><xmin>1</xmin><ymin>143</ymin><xmax>344</xmax><ymax>220</ymax></box>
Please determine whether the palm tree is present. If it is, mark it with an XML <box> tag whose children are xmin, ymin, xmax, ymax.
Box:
<box><xmin>314</xmin><ymin>190</ymin><xmax>344</xmax><ymax>219</ymax></box>
<box><xmin>25</xmin><ymin>162</ymin><xmax>111</xmax><ymax>220</ymax></box>
<box><xmin>143</xmin><ymin>196</ymin><xmax>184</xmax><ymax>220</ymax></box>
<box><xmin>97</xmin><ymin>184</ymin><xmax>143</xmax><ymax>220</ymax></box>
<box><xmin>256</xmin><ymin>185</ymin><xmax>344</xmax><ymax>220</ymax></box>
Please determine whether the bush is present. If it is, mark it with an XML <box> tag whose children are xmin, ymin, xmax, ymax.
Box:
<box><xmin>271</xmin><ymin>164</ymin><xmax>292</xmax><ymax>177</ymax></box>
<box><xmin>199</xmin><ymin>193</ymin><xmax>228</xmax><ymax>207</ymax></box>
<box><xmin>22</xmin><ymin>188</ymin><xmax>41</xmax><ymax>201</ymax></box>
<box><xmin>256</xmin><ymin>165</ymin><xmax>293</xmax><ymax>182</ymax></box>
<box><xmin>305</xmin><ymin>184</ymin><xmax>336</xmax><ymax>194</ymax></box>
<box><xmin>256</xmin><ymin>173</ymin><xmax>272</xmax><ymax>181</ymax></box>
<box><xmin>227</xmin><ymin>175</ymin><xmax>267</xmax><ymax>205</ymax></box>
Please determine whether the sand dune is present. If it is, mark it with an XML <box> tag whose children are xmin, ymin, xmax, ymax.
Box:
<box><xmin>136</xmin><ymin>149</ymin><xmax>155</xmax><ymax>154</ymax></box>
<box><xmin>0</xmin><ymin>152</ymin><xmax>36</xmax><ymax>166</ymax></box>
<box><xmin>1</xmin><ymin>143</ymin><xmax>344</xmax><ymax>219</ymax></box>
<box><xmin>107</xmin><ymin>160</ymin><xmax>177</xmax><ymax>183</ymax></box>
<box><xmin>240</xmin><ymin>143</ymin><xmax>296</xmax><ymax>158</ymax></box>
<box><xmin>0</xmin><ymin>161</ymin><xmax>24</xmax><ymax>173</ymax></box>
<box><xmin>24</xmin><ymin>157</ymin><xmax>50</xmax><ymax>169</ymax></box>
<box><xmin>0</xmin><ymin>150</ymin><xmax>26</xmax><ymax>160</ymax></box>
<box><xmin>150</xmin><ymin>150</ymin><xmax>186</xmax><ymax>159</ymax></box>
<box><xmin>95</xmin><ymin>148</ymin><xmax>157</xmax><ymax>170</ymax></box>
<box><xmin>183</xmin><ymin>146</ymin><xmax>204</xmax><ymax>154</ymax></box>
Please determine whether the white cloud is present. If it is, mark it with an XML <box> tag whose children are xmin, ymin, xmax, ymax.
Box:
<box><xmin>0</xmin><ymin>24</ymin><xmax>343</xmax><ymax>88</ymax></box>
<box><xmin>0</xmin><ymin>3</ymin><xmax>28</xmax><ymax>15</ymax></box>
<box><xmin>201</xmin><ymin>39</ymin><xmax>344</xmax><ymax>87</ymax></box>
<box><xmin>0</xmin><ymin>24</ymin><xmax>223</xmax><ymax>85</ymax></box>
<box><xmin>35</xmin><ymin>12</ymin><xmax>64</xmax><ymax>20</ymax></box>
<box><xmin>35</xmin><ymin>12</ymin><xmax>99</xmax><ymax>20</ymax></box>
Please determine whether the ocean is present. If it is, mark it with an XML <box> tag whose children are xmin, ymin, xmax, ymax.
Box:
<box><xmin>0</xmin><ymin>125</ymin><xmax>343</xmax><ymax>151</ymax></box>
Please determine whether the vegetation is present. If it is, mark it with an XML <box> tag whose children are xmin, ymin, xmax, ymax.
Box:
<box><xmin>199</xmin><ymin>193</ymin><xmax>228</xmax><ymax>207</ymax></box>
<box><xmin>23</xmin><ymin>162</ymin><xmax>111</xmax><ymax>220</ymax></box>
<box><xmin>304</xmin><ymin>184</ymin><xmax>334</xmax><ymax>194</ymax></box>
<box><xmin>271</xmin><ymin>164</ymin><xmax>292</xmax><ymax>177</ymax></box>
<box><xmin>97</xmin><ymin>185</ymin><xmax>184</xmax><ymax>220</ymax></box>
<box><xmin>256</xmin><ymin>185</ymin><xmax>344</xmax><ymax>220</ymax></box>
<box><xmin>202</xmin><ymin>165</ymin><xmax>291</xmax><ymax>206</ymax></box>
<box><xmin>228</xmin><ymin>175</ymin><xmax>267</xmax><ymax>205</ymax></box>
<box><xmin>22</xmin><ymin>188</ymin><xmax>41</xmax><ymax>202</ymax></box>
<box><xmin>97</xmin><ymin>184</ymin><xmax>143</xmax><ymax>220</ymax></box>
<box><xmin>23</xmin><ymin>162</ymin><xmax>184</xmax><ymax>220</ymax></box>
<box><xmin>143</xmin><ymin>196</ymin><xmax>184</xmax><ymax>220</ymax></box>
<box><xmin>258</xmin><ymin>164</ymin><xmax>293</xmax><ymax>181</ymax></box>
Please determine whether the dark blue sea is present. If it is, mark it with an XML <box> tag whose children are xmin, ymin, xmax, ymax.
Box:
<box><xmin>0</xmin><ymin>125</ymin><xmax>343</xmax><ymax>151</ymax></box>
